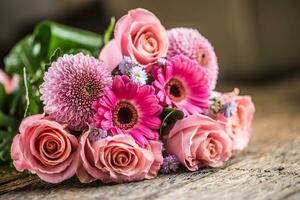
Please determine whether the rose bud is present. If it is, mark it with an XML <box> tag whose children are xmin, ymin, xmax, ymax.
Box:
<box><xmin>11</xmin><ymin>114</ymin><xmax>80</xmax><ymax>183</ymax></box>
<box><xmin>164</xmin><ymin>114</ymin><xmax>232</xmax><ymax>170</ymax></box>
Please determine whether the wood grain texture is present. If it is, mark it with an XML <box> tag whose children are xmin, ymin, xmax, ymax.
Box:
<box><xmin>1</xmin><ymin>76</ymin><xmax>299</xmax><ymax>200</ymax></box>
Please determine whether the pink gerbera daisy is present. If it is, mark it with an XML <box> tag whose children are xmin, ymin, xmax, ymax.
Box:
<box><xmin>151</xmin><ymin>54</ymin><xmax>210</xmax><ymax>115</ymax></box>
<box><xmin>91</xmin><ymin>75</ymin><xmax>162</xmax><ymax>147</ymax></box>
<box><xmin>167</xmin><ymin>28</ymin><xmax>218</xmax><ymax>90</ymax></box>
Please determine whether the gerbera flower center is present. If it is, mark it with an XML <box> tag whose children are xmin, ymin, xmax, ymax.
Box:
<box><xmin>165</xmin><ymin>78</ymin><xmax>186</xmax><ymax>102</ymax></box>
<box><xmin>112</xmin><ymin>101</ymin><xmax>138</xmax><ymax>130</ymax></box>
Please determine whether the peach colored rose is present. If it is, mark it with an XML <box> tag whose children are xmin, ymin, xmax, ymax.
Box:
<box><xmin>11</xmin><ymin>114</ymin><xmax>80</xmax><ymax>183</ymax></box>
<box><xmin>216</xmin><ymin>88</ymin><xmax>255</xmax><ymax>151</ymax></box>
<box><xmin>164</xmin><ymin>114</ymin><xmax>232</xmax><ymax>170</ymax></box>
<box><xmin>0</xmin><ymin>69</ymin><xmax>20</xmax><ymax>94</ymax></box>
<box><xmin>77</xmin><ymin>127</ymin><xmax>163</xmax><ymax>183</ymax></box>
<box><xmin>113</xmin><ymin>8</ymin><xmax>168</xmax><ymax>69</ymax></box>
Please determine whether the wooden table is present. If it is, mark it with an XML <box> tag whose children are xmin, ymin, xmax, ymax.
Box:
<box><xmin>1</xmin><ymin>75</ymin><xmax>299</xmax><ymax>200</ymax></box>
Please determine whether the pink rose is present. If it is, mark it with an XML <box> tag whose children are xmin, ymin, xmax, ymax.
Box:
<box><xmin>11</xmin><ymin>114</ymin><xmax>80</xmax><ymax>183</ymax></box>
<box><xmin>164</xmin><ymin>114</ymin><xmax>232</xmax><ymax>170</ymax></box>
<box><xmin>77</xmin><ymin>127</ymin><xmax>163</xmax><ymax>183</ymax></box>
<box><xmin>0</xmin><ymin>69</ymin><xmax>20</xmax><ymax>94</ymax></box>
<box><xmin>100</xmin><ymin>8</ymin><xmax>168</xmax><ymax>70</ymax></box>
<box><xmin>215</xmin><ymin>89</ymin><xmax>255</xmax><ymax>151</ymax></box>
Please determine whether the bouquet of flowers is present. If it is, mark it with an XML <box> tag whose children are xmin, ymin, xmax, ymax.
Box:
<box><xmin>0</xmin><ymin>8</ymin><xmax>254</xmax><ymax>184</ymax></box>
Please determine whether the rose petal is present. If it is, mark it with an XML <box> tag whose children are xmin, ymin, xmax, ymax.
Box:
<box><xmin>99</xmin><ymin>39</ymin><xmax>123</xmax><ymax>72</ymax></box>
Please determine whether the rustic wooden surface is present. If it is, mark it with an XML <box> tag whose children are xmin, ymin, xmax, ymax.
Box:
<box><xmin>0</xmin><ymin>75</ymin><xmax>299</xmax><ymax>200</ymax></box>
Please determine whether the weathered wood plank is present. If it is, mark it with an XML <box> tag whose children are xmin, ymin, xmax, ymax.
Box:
<box><xmin>0</xmin><ymin>75</ymin><xmax>299</xmax><ymax>200</ymax></box>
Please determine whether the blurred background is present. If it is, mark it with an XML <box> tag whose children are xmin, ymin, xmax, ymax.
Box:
<box><xmin>1</xmin><ymin>0</ymin><xmax>300</xmax><ymax>82</ymax></box>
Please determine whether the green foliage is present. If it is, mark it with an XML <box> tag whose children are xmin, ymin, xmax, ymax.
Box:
<box><xmin>159</xmin><ymin>108</ymin><xmax>184</xmax><ymax>138</ymax></box>
<box><xmin>0</xmin><ymin>84</ymin><xmax>6</xmax><ymax>109</ymax></box>
<box><xmin>0</xmin><ymin>21</ymin><xmax>105</xmax><ymax>163</ymax></box>
<box><xmin>0</xmin><ymin>130</ymin><xmax>14</xmax><ymax>164</ymax></box>
<box><xmin>104</xmin><ymin>17</ymin><xmax>116</xmax><ymax>44</ymax></box>
<box><xmin>4</xmin><ymin>35</ymin><xmax>41</xmax><ymax>75</ymax></box>
<box><xmin>23</xmin><ymin>67</ymin><xmax>41</xmax><ymax>116</ymax></box>
<box><xmin>0</xmin><ymin>88</ymin><xmax>18</xmax><ymax>163</ymax></box>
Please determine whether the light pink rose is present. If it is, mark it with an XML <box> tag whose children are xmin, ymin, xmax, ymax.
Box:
<box><xmin>0</xmin><ymin>69</ymin><xmax>20</xmax><ymax>94</ymax></box>
<box><xmin>112</xmin><ymin>8</ymin><xmax>168</xmax><ymax>69</ymax></box>
<box><xmin>77</xmin><ymin>128</ymin><xmax>163</xmax><ymax>183</ymax></box>
<box><xmin>11</xmin><ymin>114</ymin><xmax>80</xmax><ymax>183</ymax></box>
<box><xmin>216</xmin><ymin>88</ymin><xmax>255</xmax><ymax>151</ymax></box>
<box><xmin>164</xmin><ymin>114</ymin><xmax>232</xmax><ymax>170</ymax></box>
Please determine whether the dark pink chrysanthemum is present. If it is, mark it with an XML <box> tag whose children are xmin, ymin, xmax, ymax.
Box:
<box><xmin>167</xmin><ymin>28</ymin><xmax>218</xmax><ymax>90</ymax></box>
<box><xmin>151</xmin><ymin>54</ymin><xmax>210</xmax><ymax>115</ymax></box>
<box><xmin>40</xmin><ymin>53</ymin><xmax>112</xmax><ymax>131</ymax></box>
<box><xmin>91</xmin><ymin>75</ymin><xmax>162</xmax><ymax>147</ymax></box>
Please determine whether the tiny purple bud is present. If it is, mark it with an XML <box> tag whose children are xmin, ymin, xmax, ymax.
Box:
<box><xmin>224</xmin><ymin>101</ymin><xmax>237</xmax><ymax>118</ymax></box>
<box><xmin>88</xmin><ymin>125</ymin><xmax>108</xmax><ymax>141</ymax></box>
<box><xmin>160</xmin><ymin>154</ymin><xmax>180</xmax><ymax>174</ymax></box>
<box><xmin>118</xmin><ymin>56</ymin><xmax>136</xmax><ymax>74</ymax></box>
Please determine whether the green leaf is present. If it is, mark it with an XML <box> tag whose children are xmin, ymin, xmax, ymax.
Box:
<box><xmin>23</xmin><ymin>67</ymin><xmax>30</xmax><ymax>116</ymax></box>
<box><xmin>0</xmin><ymin>130</ymin><xmax>14</xmax><ymax>163</ymax></box>
<box><xmin>34</xmin><ymin>21</ymin><xmax>103</xmax><ymax>59</ymax></box>
<box><xmin>42</xmin><ymin>48</ymin><xmax>63</xmax><ymax>72</ymax></box>
<box><xmin>159</xmin><ymin>108</ymin><xmax>184</xmax><ymax>138</ymax></box>
<box><xmin>66</xmin><ymin>48</ymin><xmax>93</xmax><ymax>56</ymax></box>
<box><xmin>43</xmin><ymin>48</ymin><xmax>94</xmax><ymax>73</ymax></box>
<box><xmin>5</xmin><ymin>20</ymin><xmax>104</xmax><ymax>76</ymax></box>
<box><xmin>50</xmin><ymin>48</ymin><xmax>63</xmax><ymax>61</ymax></box>
<box><xmin>8</xmin><ymin>87</ymin><xmax>23</xmax><ymax>116</ymax></box>
<box><xmin>4</xmin><ymin>35</ymin><xmax>42</xmax><ymax>75</ymax></box>
<box><xmin>23</xmin><ymin>67</ymin><xmax>41</xmax><ymax>117</ymax></box>
<box><xmin>104</xmin><ymin>17</ymin><xmax>116</xmax><ymax>44</ymax></box>
<box><xmin>0</xmin><ymin>111</ymin><xmax>16</xmax><ymax>128</ymax></box>
<box><xmin>0</xmin><ymin>84</ymin><xmax>7</xmax><ymax>109</ymax></box>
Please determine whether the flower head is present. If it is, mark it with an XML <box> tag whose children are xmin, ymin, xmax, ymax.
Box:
<box><xmin>151</xmin><ymin>54</ymin><xmax>210</xmax><ymax>115</ymax></box>
<box><xmin>167</xmin><ymin>28</ymin><xmax>218</xmax><ymax>90</ymax></box>
<box><xmin>119</xmin><ymin>56</ymin><xmax>136</xmax><ymax>74</ymax></box>
<box><xmin>40</xmin><ymin>53</ymin><xmax>112</xmax><ymax>131</ymax></box>
<box><xmin>91</xmin><ymin>75</ymin><xmax>162</xmax><ymax>147</ymax></box>
<box><xmin>11</xmin><ymin>114</ymin><xmax>80</xmax><ymax>183</ymax></box>
<box><xmin>208</xmin><ymin>97</ymin><xmax>224</xmax><ymax>115</ymax></box>
<box><xmin>164</xmin><ymin>114</ymin><xmax>232</xmax><ymax>170</ymax></box>
<box><xmin>160</xmin><ymin>154</ymin><xmax>180</xmax><ymax>174</ymax></box>
<box><xmin>129</xmin><ymin>66</ymin><xmax>148</xmax><ymax>86</ymax></box>
<box><xmin>114</xmin><ymin>8</ymin><xmax>168</xmax><ymax>69</ymax></box>
<box><xmin>224</xmin><ymin>101</ymin><xmax>237</xmax><ymax>118</ymax></box>
<box><xmin>78</xmin><ymin>132</ymin><xmax>163</xmax><ymax>183</ymax></box>
<box><xmin>88</xmin><ymin>125</ymin><xmax>108</xmax><ymax>142</ymax></box>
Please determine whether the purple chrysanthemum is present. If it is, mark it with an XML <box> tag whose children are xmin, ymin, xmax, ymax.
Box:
<box><xmin>167</xmin><ymin>28</ymin><xmax>219</xmax><ymax>90</ymax></box>
<box><xmin>40</xmin><ymin>53</ymin><xmax>112</xmax><ymax>131</ymax></box>
<box><xmin>160</xmin><ymin>154</ymin><xmax>180</xmax><ymax>174</ymax></box>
